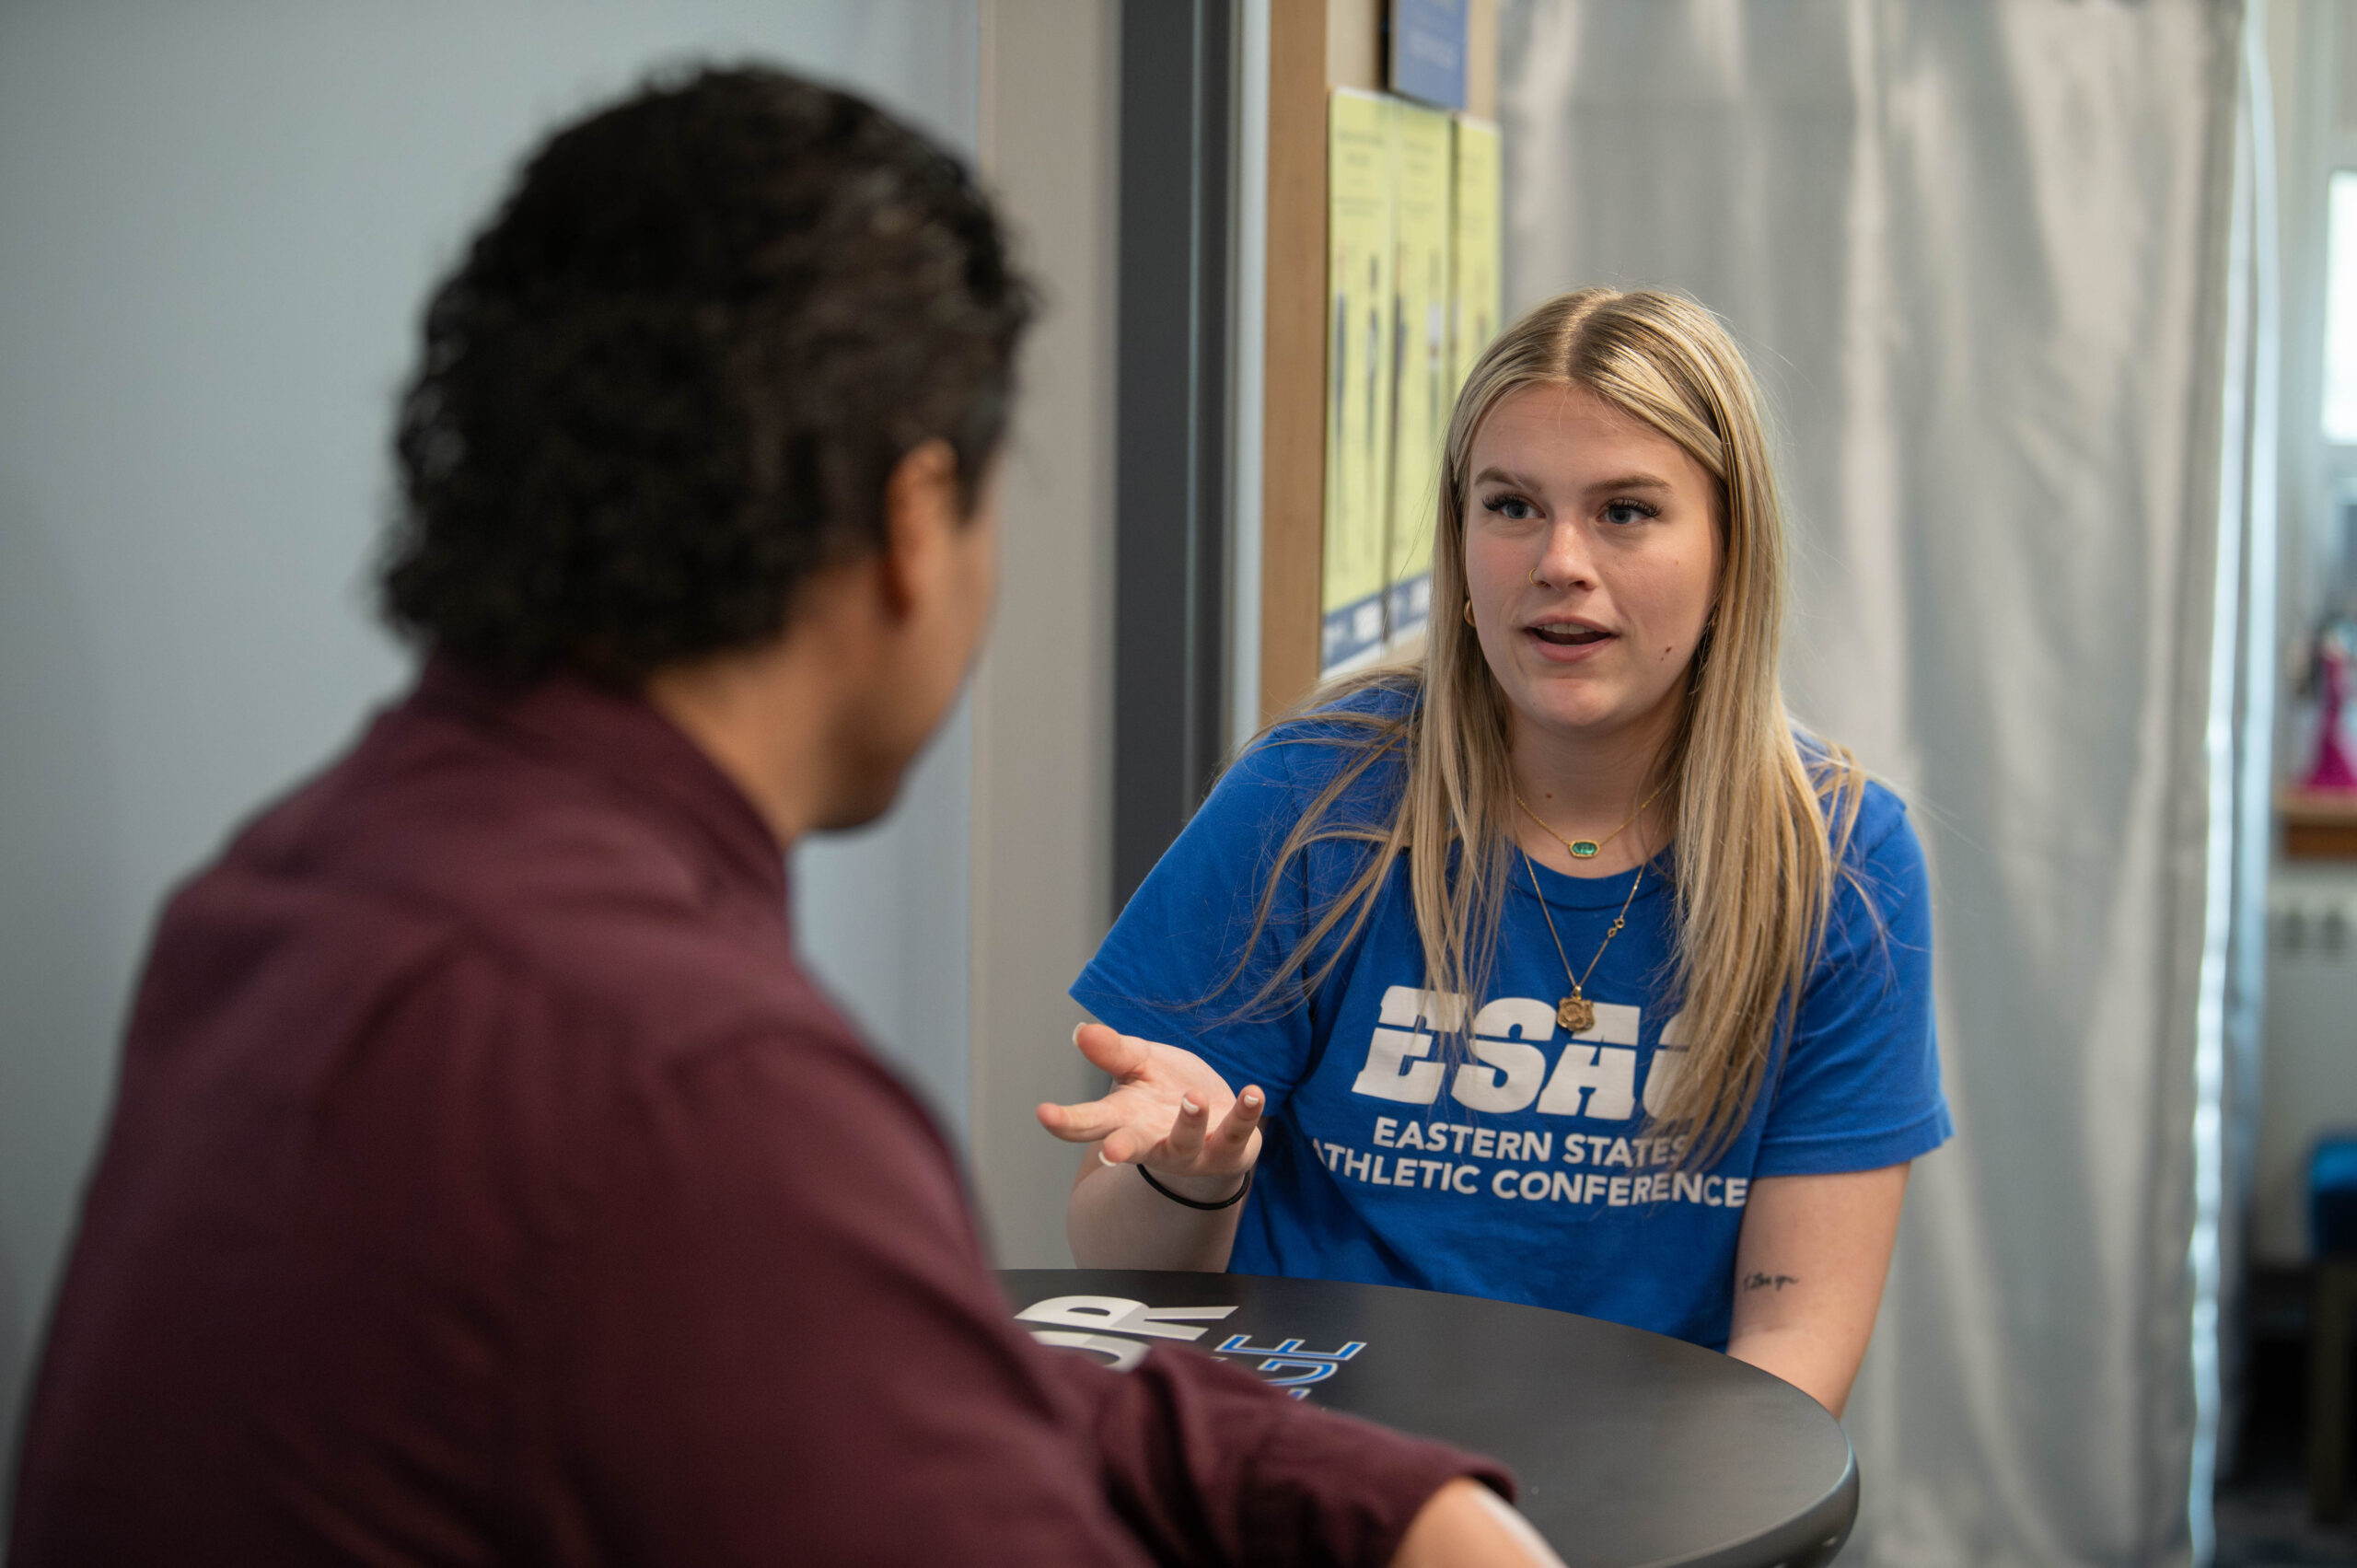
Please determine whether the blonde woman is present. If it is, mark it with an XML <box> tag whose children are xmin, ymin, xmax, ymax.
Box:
<box><xmin>1039</xmin><ymin>288</ymin><xmax>1948</xmax><ymax>1416</ymax></box>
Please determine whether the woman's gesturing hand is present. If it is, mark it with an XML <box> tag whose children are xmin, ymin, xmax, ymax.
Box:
<box><xmin>1036</xmin><ymin>1023</ymin><xmax>1265</xmax><ymax>1182</ymax></box>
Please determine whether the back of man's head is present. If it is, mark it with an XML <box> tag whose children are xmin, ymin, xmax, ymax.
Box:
<box><xmin>378</xmin><ymin>65</ymin><xmax>1033</xmax><ymax>683</ymax></box>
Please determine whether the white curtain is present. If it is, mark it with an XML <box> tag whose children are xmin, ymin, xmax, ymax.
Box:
<box><xmin>1495</xmin><ymin>4</ymin><xmax>2274</xmax><ymax>1563</ymax></box>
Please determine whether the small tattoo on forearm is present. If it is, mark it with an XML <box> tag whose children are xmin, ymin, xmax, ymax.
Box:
<box><xmin>1741</xmin><ymin>1272</ymin><xmax>1799</xmax><ymax>1293</ymax></box>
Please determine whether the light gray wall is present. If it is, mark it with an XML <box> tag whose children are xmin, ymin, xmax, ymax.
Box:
<box><xmin>966</xmin><ymin>0</ymin><xmax>1121</xmax><ymax>1267</ymax></box>
<box><xmin>0</xmin><ymin>0</ymin><xmax>978</xmax><ymax>1478</ymax></box>
<box><xmin>795</xmin><ymin>699</ymin><xmax>975</xmax><ymax>1134</ymax></box>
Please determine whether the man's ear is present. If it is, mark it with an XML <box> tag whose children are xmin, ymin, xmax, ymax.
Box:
<box><xmin>877</xmin><ymin>438</ymin><xmax>963</xmax><ymax>620</ymax></box>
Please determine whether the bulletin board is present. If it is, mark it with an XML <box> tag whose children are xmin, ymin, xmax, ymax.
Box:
<box><xmin>1260</xmin><ymin>0</ymin><xmax>1501</xmax><ymax>715</ymax></box>
<box><xmin>1318</xmin><ymin>96</ymin><xmax>1500</xmax><ymax>678</ymax></box>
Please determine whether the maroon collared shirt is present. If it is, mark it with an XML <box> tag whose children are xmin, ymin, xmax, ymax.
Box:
<box><xmin>10</xmin><ymin>662</ymin><xmax>1504</xmax><ymax>1567</ymax></box>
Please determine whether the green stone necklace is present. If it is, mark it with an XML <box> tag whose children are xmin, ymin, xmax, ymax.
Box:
<box><xmin>1514</xmin><ymin>782</ymin><xmax>1665</xmax><ymax>862</ymax></box>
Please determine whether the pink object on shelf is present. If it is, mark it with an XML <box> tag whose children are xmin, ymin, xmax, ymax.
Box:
<box><xmin>2305</xmin><ymin>641</ymin><xmax>2357</xmax><ymax>792</ymax></box>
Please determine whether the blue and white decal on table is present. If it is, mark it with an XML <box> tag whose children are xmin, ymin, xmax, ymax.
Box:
<box><xmin>1016</xmin><ymin>1295</ymin><xmax>1367</xmax><ymax>1400</ymax></box>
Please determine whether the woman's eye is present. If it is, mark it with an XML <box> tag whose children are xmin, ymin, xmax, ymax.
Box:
<box><xmin>1603</xmin><ymin>500</ymin><xmax>1657</xmax><ymax>527</ymax></box>
<box><xmin>1481</xmin><ymin>494</ymin><xmax>1537</xmax><ymax>521</ymax></box>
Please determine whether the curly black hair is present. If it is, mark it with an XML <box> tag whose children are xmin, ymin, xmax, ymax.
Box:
<box><xmin>379</xmin><ymin>65</ymin><xmax>1034</xmax><ymax>679</ymax></box>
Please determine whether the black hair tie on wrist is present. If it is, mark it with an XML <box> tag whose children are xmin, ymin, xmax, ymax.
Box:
<box><xmin>1139</xmin><ymin>1164</ymin><xmax>1254</xmax><ymax>1211</ymax></box>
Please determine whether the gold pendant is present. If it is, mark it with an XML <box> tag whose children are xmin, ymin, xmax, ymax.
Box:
<box><xmin>1558</xmin><ymin>994</ymin><xmax>1595</xmax><ymax>1033</ymax></box>
<box><xmin>1570</xmin><ymin>840</ymin><xmax>1599</xmax><ymax>859</ymax></box>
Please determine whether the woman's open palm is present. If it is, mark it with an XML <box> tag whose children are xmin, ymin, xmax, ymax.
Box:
<box><xmin>1036</xmin><ymin>1023</ymin><xmax>1264</xmax><ymax>1178</ymax></box>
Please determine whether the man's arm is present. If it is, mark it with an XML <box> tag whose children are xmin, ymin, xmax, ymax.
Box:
<box><xmin>557</xmin><ymin>1029</ymin><xmax>1525</xmax><ymax>1565</ymax></box>
<box><xmin>1724</xmin><ymin>1165</ymin><xmax>1910</xmax><ymax>1417</ymax></box>
<box><xmin>1394</xmin><ymin>1480</ymin><xmax>1569</xmax><ymax>1568</ymax></box>
<box><xmin>1051</xmin><ymin>1340</ymin><xmax>1542</xmax><ymax>1567</ymax></box>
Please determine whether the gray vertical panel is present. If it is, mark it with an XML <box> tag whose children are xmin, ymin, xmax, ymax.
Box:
<box><xmin>1112</xmin><ymin>0</ymin><xmax>1233</xmax><ymax>909</ymax></box>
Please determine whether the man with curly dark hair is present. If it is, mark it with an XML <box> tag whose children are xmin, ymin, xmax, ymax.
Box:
<box><xmin>8</xmin><ymin>65</ymin><xmax>1555</xmax><ymax>1568</ymax></box>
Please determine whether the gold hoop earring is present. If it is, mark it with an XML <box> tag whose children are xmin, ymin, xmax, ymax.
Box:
<box><xmin>1463</xmin><ymin>600</ymin><xmax>1476</xmax><ymax>626</ymax></box>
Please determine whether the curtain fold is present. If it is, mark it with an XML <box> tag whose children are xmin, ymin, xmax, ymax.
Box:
<box><xmin>2200</xmin><ymin>6</ymin><xmax>2282</xmax><ymax>1539</ymax></box>
<box><xmin>1496</xmin><ymin>4</ymin><xmax>2265</xmax><ymax>1562</ymax></box>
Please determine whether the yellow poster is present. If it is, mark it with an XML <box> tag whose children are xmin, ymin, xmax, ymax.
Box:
<box><xmin>1449</xmin><ymin>116</ymin><xmax>1503</xmax><ymax>410</ymax></box>
<box><xmin>1384</xmin><ymin>101</ymin><xmax>1452</xmax><ymax>650</ymax></box>
<box><xmin>1322</xmin><ymin>88</ymin><xmax>1397</xmax><ymax>674</ymax></box>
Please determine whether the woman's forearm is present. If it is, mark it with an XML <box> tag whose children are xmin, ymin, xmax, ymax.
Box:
<box><xmin>1724</xmin><ymin>1165</ymin><xmax>1910</xmax><ymax>1419</ymax></box>
<box><xmin>1725</xmin><ymin>1326</ymin><xmax>1859</xmax><ymax>1418</ymax></box>
<box><xmin>1067</xmin><ymin>1145</ymin><xmax>1246</xmax><ymax>1271</ymax></box>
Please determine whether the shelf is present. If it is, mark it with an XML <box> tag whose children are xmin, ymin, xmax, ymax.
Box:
<box><xmin>2283</xmin><ymin>788</ymin><xmax>2357</xmax><ymax>858</ymax></box>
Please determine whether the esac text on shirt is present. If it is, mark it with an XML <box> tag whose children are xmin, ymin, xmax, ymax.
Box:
<box><xmin>1320</xmin><ymin>983</ymin><xmax>1749</xmax><ymax>1212</ymax></box>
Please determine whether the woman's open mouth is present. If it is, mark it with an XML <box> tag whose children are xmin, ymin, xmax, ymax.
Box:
<box><xmin>1523</xmin><ymin>620</ymin><xmax>1616</xmax><ymax>662</ymax></box>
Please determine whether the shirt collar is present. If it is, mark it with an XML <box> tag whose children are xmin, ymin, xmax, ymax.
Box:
<box><xmin>409</xmin><ymin>655</ymin><xmax>789</xmax><ymax>912</ymax></box>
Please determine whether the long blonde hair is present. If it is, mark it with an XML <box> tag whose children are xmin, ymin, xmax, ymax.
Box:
<box><xmin>1232</xmin><ymin>287</ymin><xmax>1864</xmax><ymax>1164</ymax></box>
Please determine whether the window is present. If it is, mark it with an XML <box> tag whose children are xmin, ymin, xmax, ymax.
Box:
<box><xmin>2322</xmin><ymin>169</ymin><xmax>2357</xmax><ymax>442</ymax></box>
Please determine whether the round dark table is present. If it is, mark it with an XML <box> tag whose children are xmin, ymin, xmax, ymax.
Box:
<box><xmin>1001</xmin><ymin>1269</ymin><xmax>1855</xmax><ymax>1568</ymax></box>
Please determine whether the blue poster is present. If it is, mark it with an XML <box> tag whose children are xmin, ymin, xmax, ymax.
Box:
<box><xmin>1389</xmin><ymin>0</ymin><xmax>1467</xmax><ymax>112</ymax></box>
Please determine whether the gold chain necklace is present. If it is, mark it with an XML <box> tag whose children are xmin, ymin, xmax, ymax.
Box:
<box><xmin>1517</xmin><ymin>839</ymin><xmax>1644</xmax><ymax>1034</ymax></box>
<box><xmin>1514</xmin><ymin>781</ymin><xmax>1666</xmax><ymax>862</ymax></box>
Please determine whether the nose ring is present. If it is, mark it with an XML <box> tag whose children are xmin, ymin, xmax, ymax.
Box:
<box><xmin>1527</xmin><ymin>567</ymin><xmax>1544</xmax><ymax>587</ymax></box>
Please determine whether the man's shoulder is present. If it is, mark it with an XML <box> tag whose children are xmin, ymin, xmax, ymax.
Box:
<box><xmin>229</xmin><ymin>723</ymin><xmax>696</xmax><ymax>920</ymax></box>
<box><xmin>192</xmin><ymin>703</ymin><xmax>853</xmax><ymax>1081</ymax></box>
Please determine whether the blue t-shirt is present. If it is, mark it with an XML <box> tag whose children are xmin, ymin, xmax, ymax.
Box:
<box><xmin>1073</xmin><ymin>687</ymin><xmax>1951</xmax><ymax>1350</ymax></box>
